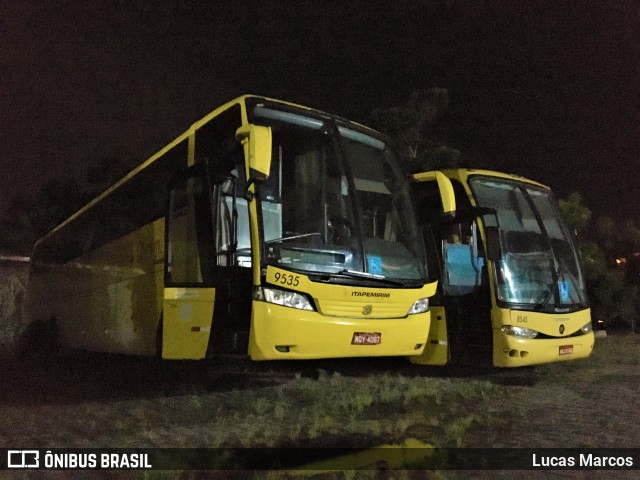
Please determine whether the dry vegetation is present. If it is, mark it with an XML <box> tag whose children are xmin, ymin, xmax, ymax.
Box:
<box><xmin>2</xmin><ymin>262</ymin><xmax>639</xmax><ymax>479</ymax></box>
<box><xmin>0</xmin><ymin>336</ymin><xmax>638</xmax><ymax>480</ymax></box>
<box><xmin>0</xmin><ymin>262</ymin><xmax>28</xmax><ymax>357</ymax></box>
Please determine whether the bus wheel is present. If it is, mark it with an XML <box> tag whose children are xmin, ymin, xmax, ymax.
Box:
<box><xmin>155</xmin><ymin>314</ymin><xmax>163</xmax><ymax>359</ymax></box>
<box><xmin>16</xmin><ymin>317</ymin><xmax>58</xmax><ymax>364</ymax></box>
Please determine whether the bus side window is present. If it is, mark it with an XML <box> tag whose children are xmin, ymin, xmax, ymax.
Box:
<box><xmin>167</xmin><ymin>177</ymin><xmax>204</xmax><ymax>284</ymax></box>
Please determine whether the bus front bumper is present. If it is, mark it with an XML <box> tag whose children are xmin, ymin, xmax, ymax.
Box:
<box><xmin>248</xmin><ymin>302</ymin><xmax>430</xmax><ymax>360</ymax></box>
<box><xmin>494</xmin><ymin>332</ymin><xmax>595</xmax><ymax>367</ymax></box>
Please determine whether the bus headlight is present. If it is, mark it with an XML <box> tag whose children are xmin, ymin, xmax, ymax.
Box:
<box><xmin>581</xmin><ymin>322</ymin><xmax>593</xmax><ymax>334</ymax></box>
<box><xmin>501</xmin><ymin>325</ymin><xmax>539</xmax><ymax>339</ymax></box>
<box><xmin>408</xmin><ymin>297</ymin><xmax>429</xmax><ymax>315</ymax></box>
<box><xmin>258</xmin><ymin>287</ymin><xmax>315</xmax><ymax>311</ymax></box>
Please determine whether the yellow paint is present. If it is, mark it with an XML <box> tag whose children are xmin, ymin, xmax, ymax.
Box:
<box><xmin>248</xmin><ymin>302</ymin><xmax>430</xmax><ymax>360</ymax></box>
<box><xmin>412</xmin><ymin>171</ymin><xmax>457</xmax><ymax>214</ymax></box>
<box><xmin>493</xmin><ymin>307</ymin><xmax>594</xmax><ymax>367</ymax></box>
<box><xmin>410</xmin><ymin>305</ymin><xmax>448</xmax><ymax>365</ymax></box>
<box><xmin>27</xmin><ymin>219</ymin><xmax>165</xmax><ymax>355</ymax></box>
<box><xmin>266</xmin><ymin>266</ymin><xmax>436</xmax><ymax>319</ymax></box>
<box><xmin>235</xmin><ymin>124</ymin><xmax>272</xmax><ymax>180</ymax></box>
<box><xmin>27</xmin><ymin>96</ymin><xmax>442</xmax><ymax>362</ymax></box>
<box><xmin>249</xmin><ymin>267</ymin><xmax>435</xmax><ymax>360</ymax></box>
<box><xmin>410</xmin><ymin>168</ymin><xmax>594</xmax><ymax>367</ymax></box>
<box><xmin>162</xmin><ymin>287</ymin><xmax>215</xmax><ymax>359</ymax></box>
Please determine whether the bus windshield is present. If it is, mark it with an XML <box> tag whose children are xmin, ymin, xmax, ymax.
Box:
<box><xmin>250</xmin><ymin>104</ymin><xmax>427</xmax><ymax>284</ymax></box>
<box><xmin>470</xmin><ymin>176</ymin><xmax>588</xmax><ymax>312</ymax></box>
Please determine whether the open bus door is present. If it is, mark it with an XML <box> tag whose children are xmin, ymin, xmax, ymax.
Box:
<box><xmin>162</xmin><ymin>163</ymin><xmax>217</xmax><ymax>359</ymax></box>
<box><xmin>161</xmin><ymin>124</ymin><xmax>272</xmax><ymax>359</ymax></box>
<box><xmin>410</xmin><ymin>172</ymin><xmax>495</xmax><ymax>366</ymax></box>
<box><xmin>413</xmin><ymin>210</ymin><xmax>494</xmax><ymax>366</ymax></box>
<box><xmin>438</xmin><ymin>212</ymin><xmax>493</xmax><ymax>365</ymax></box>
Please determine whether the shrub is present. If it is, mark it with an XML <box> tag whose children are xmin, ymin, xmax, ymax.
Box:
<box><xmin>0</xmin><ymin>263</ymin><xmax>29</xmax><ymax>356</ymax></box>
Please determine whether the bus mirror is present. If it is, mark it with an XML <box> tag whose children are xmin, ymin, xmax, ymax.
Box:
<box><xmin>412</xmin><ymin>171</ymin><xmax>456</xmax><ymax>215</ymax></box>
<box><xmin>485</xmin><ymin>226</ymin><xmax>502</xmax><ymax>262</ymax></box>
<box><xmin>235</xmin><ymin>124</ymin><xmax>272</xmax><ymax>183</ymax></box>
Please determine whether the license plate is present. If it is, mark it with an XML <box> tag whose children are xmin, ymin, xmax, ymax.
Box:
<box><xmin>559</xmin><ymin>345</ymin><xmax>573</xmax><ymax>355</ymax></box>
<box><xmin>351</xmin><ymin>332</ymin><xmax>381</xmax><ymax>345</ymax></box>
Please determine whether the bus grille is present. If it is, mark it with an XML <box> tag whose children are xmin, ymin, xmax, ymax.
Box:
<box><xmin>316</xmin><ymin>300</ymin><xmax>410</xmax><ymax>319</ymax></box>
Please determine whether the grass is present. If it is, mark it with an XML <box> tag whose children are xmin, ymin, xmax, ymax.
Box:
<box><xmin>3</xmin><ymin>258</ymin><xmax>639</xmax><ymax>477</ymax></box>
<box><xmin>1</xmin><ymin>337</ymin><xmax>639</xmax><ymax>479</ymax></box>
<box><xmin>0</xmin><ymin>364</ymin><xmax>500</xmax><ymax>449</ymax></box>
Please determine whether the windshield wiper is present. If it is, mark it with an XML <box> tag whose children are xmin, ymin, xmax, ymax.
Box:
<box><xmin>336</xmin><ymin>269</ymin><xmax>415</xmax><ymax>287</ymax></box>
<box><xmin>265</xmin><ymin>232</ymin><xmax>322</xmax><ymax>244</ymax></box>
<box><xmin>534</xmin><ymin>261</ymin><xmax>583</xmax><ymax>311</ymax></box>
<box><xmin>534</xmin><ymin>288</ymin><xmax>553</xmax><ymax>311</ymax></box>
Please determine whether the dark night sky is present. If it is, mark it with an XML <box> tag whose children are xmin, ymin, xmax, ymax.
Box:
<box><xmin>2</xmin><ymin>1</ymin><xmax>639</xmax><ymax>222</ymax></box>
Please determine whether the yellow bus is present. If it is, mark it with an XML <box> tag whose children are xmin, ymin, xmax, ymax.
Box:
<box><xmin>410</xmin><ymin>169</ymin><xmax>594</xmax><ymax>367</ymax></box>
<box><xmin>25</xmin><ymin>95</ymin><xmax>455</xmax><ymax>360</ymax></box>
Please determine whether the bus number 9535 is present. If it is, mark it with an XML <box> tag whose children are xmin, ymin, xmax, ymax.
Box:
<box><xmin>274</xmin><ymin>272</ymin><xmax>300</xmax><ymax>287</ymax></box>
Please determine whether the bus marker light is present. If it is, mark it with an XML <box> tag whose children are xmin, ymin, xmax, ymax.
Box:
<box><xmin>351</xmin><ymin>332</ymin><xmax>381</xmax><ymax>345</ymax></box>
<box><xmin>559</xmin><ymin>345</ymin><xmax>573</xmax><ymax>355</ymax></box>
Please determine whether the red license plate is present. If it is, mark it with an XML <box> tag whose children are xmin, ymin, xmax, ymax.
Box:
<box><xmin>559</xmin><ymin>345</ymin><xmax>573</xmax><ymax>355</ymax></box>
<box><xmin>351</xmin><ymin>332</ymin><xmax>381</xmax><ymax>345</ymax></box>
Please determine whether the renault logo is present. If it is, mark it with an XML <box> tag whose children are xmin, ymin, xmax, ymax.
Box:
<box><xmin>362</xmin><ymin>305</ymin><xmax>373</xmax><ymax>316</ymax></box>
<box><xmin>559</xmin><ymin>324</ymin><xmax>565</xmax><ymax>335</ymax></box>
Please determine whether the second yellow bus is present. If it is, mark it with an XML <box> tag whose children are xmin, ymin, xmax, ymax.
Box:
<box><xmin>410</xmin><ymin>169</ymin><xmax>594</xmax><ymax>367</ymax></box>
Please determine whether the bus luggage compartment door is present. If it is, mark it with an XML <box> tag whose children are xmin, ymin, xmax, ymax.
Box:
<box><xmin>162</xmin><ymin>287</ymin><xmax>215</xmax><ymax>359</ymax></box>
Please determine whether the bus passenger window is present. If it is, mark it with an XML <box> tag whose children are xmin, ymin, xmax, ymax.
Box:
<box><xmin>167</xmin><ymin>178</ymin><xmax>203</xmax><ymax>284</ymax></box>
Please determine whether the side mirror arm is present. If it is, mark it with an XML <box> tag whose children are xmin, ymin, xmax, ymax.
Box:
<box><xmin>235</xmin><ymin>124</ymin><xmax>273</xmax><ymax>201</ymax></box>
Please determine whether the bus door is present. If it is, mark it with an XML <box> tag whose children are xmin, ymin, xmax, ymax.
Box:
<box><xmin>162</xmin><ymin>164</ymin><xmax>217</xmax><ymax>359</ymax></box>
<box><xmin>163</xmin><ymin>161</ymin><xmax>259</xmax><ymax>358</ymax></box>
<box><xmin>440</xmin><ymin>216</ymin><xmax>492</xmax><ymax>365</ymax></box>
<box><xmin>205</xmin><ymin>167</ymin><xmax>256</xmax><ymax>355</ymax></box>
<box><xmin>410</xmin><ymin>176</ymin><xmax>491</xmax><ymax>366</ymax></box>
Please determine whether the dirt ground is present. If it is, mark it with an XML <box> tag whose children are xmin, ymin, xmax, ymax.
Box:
<box><xmin>0</xmin><ymin>332</ymin><xmax>638</xmax><ymax>479</ymax></box>
<box><xmin>463</xmin><ymin>333</ymin><xmax>640</xmax><ymax>448</ymax></box>
<box><xmin>451</xmin><ymin>332</ymin><xmax>640</xmax><ymax>480</ymax></box>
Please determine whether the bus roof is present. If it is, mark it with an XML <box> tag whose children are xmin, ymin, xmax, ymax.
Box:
<box><xmin>35</xmin><ymin>95</ymin><xmax>382</xmax><ymax>247</ymax></box>
<box><xmin>417</xmin><ymin>168</ymin><xmax>550</xmax><ymax>190</ymax></box>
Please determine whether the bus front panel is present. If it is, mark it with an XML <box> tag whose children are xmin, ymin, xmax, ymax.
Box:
<box><xmin>493</xmin><ymin>307</ymin><xmax>594</xmax><ymax>367</ymax></box>
<box><xmin>247</xmin><ymin>266</ymin><xmax>435</xmax><ymax>360</ymax></box>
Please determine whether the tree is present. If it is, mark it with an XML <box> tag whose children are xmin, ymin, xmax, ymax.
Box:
<box><xmin>559</xmin><ymin>192</ymin><xmax>591</xmax><ymax>235</ymax></box>
<box><xmin>0</xmin><ymin>150</ymin><xmax>134</xmax><ymax>255</ymax></box>
<box><xmin>370</xmin><ymin>89</ymin><xmax>460</xmax><ymax>172</ymax></box>
<box><xmin>560</xmin><ymin>193</ymin><xmax>640</xmax><ymax>333</ymax></box>
<box><xmin>559</xmin><ymin>193</ymin><xmax>603</xmax><ymax>281</ymax></box>
<box><xmin>0</xmin><ymin>178</ymin><xmax>84</xmax><ymax>255</ymax></box>
<box><xmin>84</xmin><ymin>148</ymin><xmax>136</xmax><ymax>201</ymax></box>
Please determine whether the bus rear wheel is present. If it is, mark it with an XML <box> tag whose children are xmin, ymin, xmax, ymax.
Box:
<box><xmin>16</xmin><ymin>317</ymin><xmax>58</xmax><ymax>363</ymax></box>
<box><xmin>155</xmin><ymin>314</ymin><xmax>163</xmax><ymax>359</ymax></box>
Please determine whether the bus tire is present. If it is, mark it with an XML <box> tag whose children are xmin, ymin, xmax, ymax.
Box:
<box><xmin>155</xmin><ymin>314</ymin><xmax>163</xmax><ymax>359</ymax></box>
<box><xmin>16</xmin><ymin>317</ymin><xmax>58</xmax><ymax>364</ymax></box>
